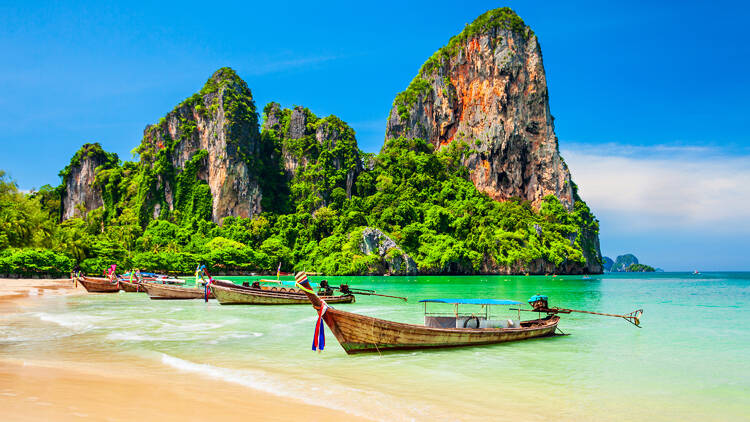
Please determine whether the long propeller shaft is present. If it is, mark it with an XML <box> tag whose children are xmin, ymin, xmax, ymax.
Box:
<box><xmin>514</xmin><ymin>307</ymin><xmax>643</xmax><ymax>327</ymax></box>
<box><xmin>552</xmin><ymin>307</ymin><xmax>643</xmax><ymax>327</ymax></box>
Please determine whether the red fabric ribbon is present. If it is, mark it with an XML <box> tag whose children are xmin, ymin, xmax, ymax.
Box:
<box><xmin>312</xmin><ymin>302</ymin><xmax>328</xmax><ymax>351</ymax></box>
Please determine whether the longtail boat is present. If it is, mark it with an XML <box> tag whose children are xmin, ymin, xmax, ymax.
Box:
<box><xmin>119</xmin><ymin>279</ymin><xmax>146</xmax><ymax>293</ymax></box>
<box><xmin>77</xmin><ymin>276</ymin><xmax>121</xmax><ymax>293</ymax></box>
<box><xmin>210</xmin><ymin>282</ymin><xmax>355</xmax><ymax>305</ymax></box>
<box><xmin>259</xmin><ymin>279</ymin><xmax>407</xmax><ymax>301</ymax></box>
<box><xmin>122</xmin><ymin>272</ymin><xmax>185</xmax><ymax>285</ymax></box>
<box><xmin>142</xmin><ymin>282</ymin><xmax>214</xmax><ymax>300</ymax></box>
<box><xmin>297</xmin><ymin>278</ymin><xmax>558</xmax><ymax>354</ymax></box>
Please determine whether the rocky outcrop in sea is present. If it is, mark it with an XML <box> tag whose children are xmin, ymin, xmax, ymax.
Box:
<box><xmin>604</xmin><ymin>254</ymin><xmax>657</xmax><ymax>272</ymax></box>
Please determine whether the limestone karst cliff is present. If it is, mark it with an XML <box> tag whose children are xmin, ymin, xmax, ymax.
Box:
<box><xmin>261</xmin><ymin>103</ymin><xmax>362</xmax><ymax>210</ymax></box>
<box><xmin>134</xmin><ymin>68</ymin><xmax>263</xmax><ymax>225</ymax></box>
<box><xmin>59</xmin><ymin>143</ymin><xmax>118</xmax><ymax>220</ymax></box>
<box><xmin>387</xmin><ymin>9</ymin><xmax>571</xmax><ymax>209</ymax></box>
<box><xmin>50</xmin><ymin>8</ymin><xmax>603</xmax><ymax>275</ymax></box>
<box><xmin>386</xmin><ymin>8</ymin><xmax>602</xmax><ymax>273</ymax></box>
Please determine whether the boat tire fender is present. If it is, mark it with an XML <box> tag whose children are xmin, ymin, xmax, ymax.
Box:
<box><xmin>463</xmin><ymin>316</ymin><xmax>480</xmax><ymax>329</ymax></box>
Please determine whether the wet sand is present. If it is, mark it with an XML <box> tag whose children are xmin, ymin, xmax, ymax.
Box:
<box><xmin>0</xmin><ymin>358</ymin><xmax>365</xmax><ymax>422</ymax></box>
<box><xmin>0</xmin><ymin>277</ymin><xmax>84</xmax><ymax>297</ymax></box>
<box><xmin>0</xmin><ymin>278</ymin><xmax>85</xmax><ymax>313</ymax></box>
<box><xmin>0</xmin><ymin>278</ymin><xmax>366</xmax><ymax>422</ymax></box>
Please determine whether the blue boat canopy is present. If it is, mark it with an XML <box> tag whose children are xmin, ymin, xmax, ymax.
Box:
<box><xmin>418</xmin><ymin>299</ymin><xmax>523</xmax><ymax>305</ymax></box>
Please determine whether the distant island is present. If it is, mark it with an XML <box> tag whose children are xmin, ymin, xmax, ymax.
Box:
<box><xmin>0</xmin><ymin>8</ymin><xmax>605</xmax><ymax>277</ymax></box>
<box><xmin>602</xmin><ymin>254</ymin><xmax>660</xmax><ymax>272</ymax></box>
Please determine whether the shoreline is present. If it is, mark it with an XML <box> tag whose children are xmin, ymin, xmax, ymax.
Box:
<box><xmin>0</xmin><ymin>278</ymin><xmax>367</xmax><ymax>421</ymax></box>
<box><xmin>0</xmin><ymin>278</ymin><xmax>85</xmax><ymax>313</ymax></box>
<box><xmin>0</xmin><ymin>357</ymin><xmax>366</xmax><ymax>422</ymax></box>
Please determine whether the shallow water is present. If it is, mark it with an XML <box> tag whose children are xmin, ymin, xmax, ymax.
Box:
<box><xmin>1</xmin><ymin>273</ymin><xmax>748</xmax><ymax>421</ymax></box>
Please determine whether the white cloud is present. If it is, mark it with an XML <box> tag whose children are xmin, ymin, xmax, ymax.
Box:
<box><xmin>561</xmin><ymin>143</ymin><xmax>750</xmax><ymax>232</ymax></box>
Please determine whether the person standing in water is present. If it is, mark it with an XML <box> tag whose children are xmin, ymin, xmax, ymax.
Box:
<box><xmin>71</xmin><ymin>262</ymin><xmax>81</xmax><ymax>286</ymax></box>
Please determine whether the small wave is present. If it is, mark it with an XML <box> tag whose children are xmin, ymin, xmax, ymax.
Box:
<box><xmin>106</xmin><ymin>332</ymin><xmax>172</xmax><ymax>342</ymax></box>
<box><xmin>159</xmin><ymin>354</ymin><xmax>432</xmax><ymax>421</ymax></box>
<box><xmin>217</xmin><ymin>332</ymin><xmax>263</xmax><ymax>340</ymax></box>
<box><xmin>108</xmin><ymin>331</ymin><xmax>263</xmax><ymax>343</ymax></box>
<box><xmin>34</xmin><ymin>312</ymin><xmax>100</xmax><ymax>331</ymax></box>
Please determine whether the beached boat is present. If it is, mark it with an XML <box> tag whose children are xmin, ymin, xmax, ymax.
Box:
<box><xmin>210</xmin><ymin>282</ymin><xmax>355</xmax><ymax>305</ymax></box>
<box><xmin>119</xmin><ymin>279</ymin><xmax>146</xmax><ymax>293</ymax></box>
<box><xmin>296</xmin><ymin>279</ymin><xmax>558</xmax><ymax>354</ymax></box>
<box><xmin>142</xmin><ymin>282</ymin><xmax>214</xmax><ymax>300</ymax></box>
<box><xmin>122</xmin><ymin>272</ymin><xmax>185</xmax><ymax>285</ymax></box>
<box><xmin>77</xmin><ymin>276</ymin><xmax>122</xmax><ymax>293</ymax></box>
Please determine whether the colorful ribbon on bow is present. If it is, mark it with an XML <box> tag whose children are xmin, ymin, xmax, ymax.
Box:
<box><xmin>108</xmin><ymin>265</ymin><xmax>117</xmax><ymax>284</ymax></box>
<box><xmin>312</xmin><ymin>301</ymin><xmax>329</xmax><ymax>352</ymax></box>
<box><xmin>196</xmin><ymin>264</ymin><xmax>213</xmax><ymax>302</ymax></box>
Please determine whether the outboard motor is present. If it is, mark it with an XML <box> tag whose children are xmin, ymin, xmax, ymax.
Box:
<box><xmin>528</xmin><ymin>295</ymin><xmax>549</xmax><ymax>311</ymax></box>
<box><xmin>318</xmin><ymin>280</ymin><xmax>334</xmax><ymax>296</ymax></box>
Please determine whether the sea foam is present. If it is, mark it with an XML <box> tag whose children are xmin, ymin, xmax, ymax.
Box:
<box><xmin>34</xmin><ymin>312</ymin><xmax>101</xmax><ymax>332</ymax></box>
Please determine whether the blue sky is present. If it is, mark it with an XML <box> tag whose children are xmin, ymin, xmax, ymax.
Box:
<box><xmin>1</xmin><ymin>0</ymin><xmax>748</xmax><ymax>270</ymax></box>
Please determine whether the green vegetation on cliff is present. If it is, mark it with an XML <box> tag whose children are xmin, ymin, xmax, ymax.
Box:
<box><xmin>0</xmin><ymin>60</ymin><xmax>599</xmax><ymax>276</ymax></box>
<box><xmin>604</xmin><ymin>254</ymin><xmax>657</xmax><ymax>272</ymax></box>
<box><xmin>0</xmin><ymin>132</ymin><xmax>597</xmax><ymax>276</ymax></box>
<box><xmin>393</xmin><ymin>7</ymin><xmax>532</xmax><ymax>119</ymax></box>
<box><xmin>626</xmin><ymin>263</ymin><xmax>656</xmax><ymax>272</ymax></box>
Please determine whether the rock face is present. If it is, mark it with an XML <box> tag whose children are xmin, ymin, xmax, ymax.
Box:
<box><xmin>386</xmin><ymin>8</ymin><xmax>602</xmax><ymax>273</ymax></box>
<box><xmin>262</xmin><ymin>104</ymin><xmax>311</xmax><ymax>179</ymax></box>
<box><xmin>360</xmin><ymin>228</ymin><xmax>418</xmax><ymax>275</ymax></box>
<box><xmin>261</xmin><ymin>103</ymin><xmax>363</xmax><ymax>203</ymax></box>
<box><xmin>60</xmin><ymin>143</ymin><xmax>117</xmax><ymax>220</ymax></box>
<box><xmin>386</xmin><ymin>8</ymin><xmax>572</xmax><ymax>210</ymax></box>
<box><xmin>580</xmin><ymin>222</ymin><xmax>603</xmax><ymax>274</ymax></box>
<box><xmin>602</xmin><ymin>256</ymin><xmax>614</xmax><ymax>272</ymax></box>
<box><xmin>136</xmin><ymin>68</ymin><xmax>262</xmax><ymax>224</ymax></box>
<box><xmin>612</xmin><ymin>254</ymin><xmax>638</xmax><ymax>272</ymax></box>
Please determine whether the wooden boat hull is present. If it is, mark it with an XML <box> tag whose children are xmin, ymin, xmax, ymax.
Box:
<box><xmin>119</xmin><ymin>280</ymin><xmax>146</xmax><ymax>292</ymax></box>
<box><xmin>143</xmin><ymin>282</ymin><xmax>214</xmax><ymax>300</ymax></box>
<box><xmin>295</xmin><ymin>279</ymin><xmax>558</xmax><ymax>354</ymax></box>
<box><xmin>78</xmin><ymin>277</ymin><xmax>121</xmax><ymax>293</ymax></box>
<box><xmin>210</xmin><ymin>283</ymin><xmax>355</xmax><ymax>305</ymax></box>
<box><xmin>323</xmin><ymin>309</ymin><xmax>559</xmax><ymax>354</ymax></box>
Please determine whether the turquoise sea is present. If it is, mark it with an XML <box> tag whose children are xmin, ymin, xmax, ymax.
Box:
<box><xmin>1</xmin><ymin>273</ymin><xmax>748</xmax><ymax>421</ymax></box>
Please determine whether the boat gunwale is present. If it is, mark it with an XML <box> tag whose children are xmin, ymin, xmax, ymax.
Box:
<box><xmin>325</xmin><ymin>307</ymin><xmax>559</xmax><ymax>335</ymax></box>
<box><xmin>210</xmin><ymin>283</ymin><xmax>354</xmax><ymax>303</ymax></box>
<box><xmin>142</xmin><ymin>281</ymin><xmax>212</xmax><ymax>299</ymax></box>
